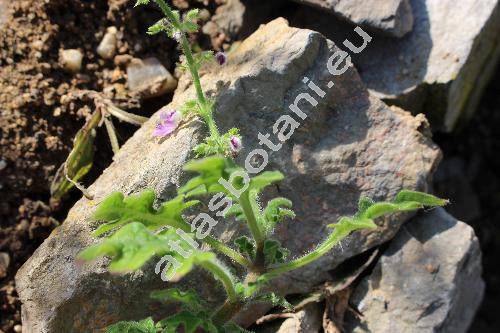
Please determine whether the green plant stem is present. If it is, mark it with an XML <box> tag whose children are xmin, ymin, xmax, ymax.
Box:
<box><xmin>153</xmin><ymin>0</ymin><xmax>218</xmax><ymax>135</ymax></box>
<box><xmin>263</xmin><ymin>231</ymin><xmax>343</xmax><ymax>279</ymax></box>
<box><xmin>205</xmin><ymin>236</ymin><xmax>252</xmax><ymax>267</ymax></box>
<box><xmin>239</xmin><ymin>191</ymin><xmax>264</xmax><ymax>252</ymax></box>
<box><xmin>200</xmin><ymin>260</ymin><xmax>237</xmax><ymax>302</ymax></box>
<box><xmin>212</xmin><ymin>299</ymin><xmax>245</xmax><ymax>326</ymax></box>
<box><xmin>211</xmin><ymin>270</ymin><xmax>261</xmax><ymax>325</ymax></box>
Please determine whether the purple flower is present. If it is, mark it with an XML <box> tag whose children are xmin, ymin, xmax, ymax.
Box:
<box><xmin>153</xmin><ymin>110</ymin><xmax>182</xmax><ymax>137</ymax></box>
<box><xmin>215</xmin><ymin>51</ymin><xmax>227</xmax><ymax>66</ymax></box>
<box><xmin>229</xmin><ymin>136</ymin><xmax>242</xmax><ymax>153</ymax></box>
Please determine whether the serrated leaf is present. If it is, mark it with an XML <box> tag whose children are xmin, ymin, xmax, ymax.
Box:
<box><xmin>171</xmin><ymin>251</ymin><xmax>217</xmax><ymax>281</ymax></box>
<box><xmin>180</xmin><ymin>99</ymin><xmax>200</xmax><ymax>116</ymax></box>
<box><xmin>185</xmin><ymin>9</ymin><xmax>200</xmax><ymax>21</ymax></box>
<box><xmin>182</xmin><ymin>21</ymin><xmax>198</xmax><ymax>33</ymax></box>
<box><xmin>78</xmin><ymin>222</ymin><xmax>176</xmax><ymax>272</ymax></box>
<box><xmin>134</xmin><ymin>0</ymin><xmax>150</xmax><ymax>7</ymax></box>
<box><xmin>92</xmin><ymin>190</ymin><xmax>198</xmax><ymax>236</ymax></box>
<box><xmin>262</xmin><ymin>197</ymin><xmax>295</xmax><ymax>234</ymax></box>
<box><xmin>151</xmin><ymin>288</ymin><xmax>206</xmax><ymax>312</ymax></box>
<box><xmin>157</xmin><ymin>311</ymin><xmax>218</xmax><ymax>333</ymax></box>
<box><xmin>179</xmin><ymin>156</ymin><xmax>235</xmax><ymax>196</ymax></box>
<box><xmin>249</xmin><ymin>171</ymin><xmax>284</xmax><ymax>194</ymax></box>
<box><xmin>254</xmin><ymin>292</ymin><xmax>293</xmax><ymax>311</ymax></box>
<box><xmin>224</xmin><ymin>204</ymin><xmax>245</xmax><ymax>220</ymax></box>
<box><xmin>105</xmin><ymin>317</ymin><xmax>156</xmax><ymax>333</ymax></box>
<box><xmin>147</xmin><ymin>19</ymin><xmax>167</xmax><ymax>35</ymax></box>
<box><xmin>263</xmin><ymin>239</ymin><xmax>290</xmax><ymax>264</ymax></box>
<box><xmin>234</xmin><ymin>236</ymin><xmax>255</xmax><ymax>259</ymax></box>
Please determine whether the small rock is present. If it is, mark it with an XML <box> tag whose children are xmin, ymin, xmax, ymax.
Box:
<box><xmin>97</xmin><ymin>26</ymin><xmax>118</xmax><ymax>60</ymax></box>
<box><xmin>126</xmin><ymin>57</ymin><xmax>177</xmax><ymax>98</ymax></box>
<box><xmin>198</xmin><ymin>8</ymin><xmax>211</xmax><ymax>22</ymax></box>
<box><xmin>0</xmin><ymin>252</ymin><xmax>10</xmax><ymax>278</ymax></box>
<box><xmin>277</xmin><ymin>303</ymin><xmax>323</xmax><ymax>333</ymax></box>
<box><xmin>212</xmin><ymin>0</ymin><xmax>246</xmax><ymax>38</ymax></box>
<box><xmin>346</xmin><ymin>208</ymin><xmax>484</xmax><ymax>333</ymax></box>
<box><xmin>59</xmin><ymin>49</ymin><xmax>83</xmax><ymax>74</ymax></box>
<box><xmin>0</xmin><ymin>159</ymin><xmax>7</xmax><ymax>170</ymax></box>
<box><xmin>114</xmin><ymin>54</ymin><xmax>133</xmax><ymax>67</ymax></box>
<box><xmin>13</xmin><ymin>325</ymin><xmax>22</xmax><ymax>333</ymax></box>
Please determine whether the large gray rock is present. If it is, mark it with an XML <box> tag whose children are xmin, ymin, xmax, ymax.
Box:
<box><xmin>292</xmin><ymin>0</ymin><xmax>414</xmax><ymax>37</ymax></box>
<box><xmin>289</xmin><ymin>0</ymin><xmax>500</xmax><ymax>131</ymax></box>
<box><xmin>346</xmin><ymin>208</ymin><xmax>484</xmax><ymax>333</ymax></box>
<box><xmin>16</xmin><ymin>18</ymin><xmax>441</xmax><ymax>332</ymax></box>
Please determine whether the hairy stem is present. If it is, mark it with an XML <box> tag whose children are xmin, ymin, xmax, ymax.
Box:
<box><xmin>153</xmin><ymin>0</ymin><xmax>218</xmax><ymax>135</ymax></box>
<box><xmin>263</xmin><ymin>230</ymin><xmax>344</xmax><ymax>279</ymax></box>
<box><xmin>205</xmin><ymin>236</ymin><xmax>252</xmax><ymax>267</ymax></box>
<box><xmin>212</xmin><ymin>299</ymin><xmax>245</xmax><ymax>326</ymax></box>
<box><xmin>200</xmin><ymin>260</ymin><xmax>237</xmax><ymax>302</ymax></box>
<box><xmin>239</xmin><ymin>191</ymin><xmax>265</xmax><ymax>252</ymax></box>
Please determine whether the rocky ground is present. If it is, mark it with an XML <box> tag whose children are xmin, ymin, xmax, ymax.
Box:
<box><xmin>1</xmin><ymin>0</ymin><xmax>499</xmax><ymax>332</ymax></box>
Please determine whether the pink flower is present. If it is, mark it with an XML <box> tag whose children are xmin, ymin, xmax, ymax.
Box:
<box><xmin>229</xmin><ymin>136</ymin><xmax>242</xmax><ymax>153</ymax></box>
<box><xmin>153</xmin><ymin>110</ymin><xmax>182</xmax><ymax>137</ymax></box>
<box><xmin>215</xmin><ymin>52</ymin><xmax>227</xmax><ymax>66</ymax></box>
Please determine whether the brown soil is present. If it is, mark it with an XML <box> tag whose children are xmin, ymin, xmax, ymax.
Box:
<box><xmin>0</xmin><ymin>1</ymin><xmax>224</xmax><ymax>332</ymax></box>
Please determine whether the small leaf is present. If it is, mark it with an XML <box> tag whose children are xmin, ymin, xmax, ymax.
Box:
<box><xmin>249</xmin><ymin>171</ymin><xmax>284</xmax><ymax>194</ymax></box>
<box><xmin>105</xmin><ymin>317</ymin><xmax>156</xmax><ymax>333</ymax></box>
<box><xmin>263</xmin><ymin>239</ymin><xmax>290</xmax><ymax>264</ymax></box>
<box><xmin>185</xmin><ymin>9</ymin><xmax>200</xmax><ymax>21</ymax></box>
<box><xmin>357</xmin><ymin>196</ymin><xmax>374</xmax><ymax>215</ymax></box>
<box><xmin>157</xmin><ymin>311</ymin><xmax>218</xmax><ymax>333</ymax></box>
<box><xmin>262</xmin><ymin>197</ymin><xmax>295</xmax><ymax>234</ymax></box>
<box><xmin>254</xmin><ymin>292</ymin><xmax>293</xmax><ymax>311</ymax></box>
<box><xmin>224</xmin><ymin>204</ymin><xmax>245</xmax><ymax>220</ymax></box>
<box><xmin>151</xmin><ymin>288</ymin><xmax>206</xmax><ymax>312</ymax></box>
<box><xmin>182</xmin><ymin>21</ymin><xmax>198</xmax><ymax>33</ymax></box>
<box><xmin>92</xmin><ymin>190</ymin><xmax>197</xmax><ymax>236</ymax></box>
<box><xmin>147</xmin><ymin>19</ymin><xmax>167</xmax><ymax>35</ymax></box>
<box><xmin>134</xmin><ymin>0</ymin><xmax>150</xmax><ymax>7</ymax></box>
<box><xmin>394</xmin><ymin>190</ymin><xmax>448</xmax><ymax>206</ymax></box>
<box><xmin>234</xmin><ymin>236</ymin><xmax>255</xmax><ymax>259</ymax></box>
<box><xmin>78</xmin><ymin>222</ymin><xmax>176</xmax><ymax>272</ymax></box>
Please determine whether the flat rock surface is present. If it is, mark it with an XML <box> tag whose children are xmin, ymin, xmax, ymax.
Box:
<box><xmin>289</xmin><ymin>0</ymin><xmax>500</xmax><ymax>131</ymax></box>
<box><xmin>346</xmin><ymin>208</ymin><xmax>484</xmax><ymax>333</ymax></box>
<box><xmin>16</xmin><ymin>18</ymin><xmax>441</xmax><ymax>332</ymax></box>
<box><xmin>292</xmin><ymin>0</ymin><xmax>414</xmax><ymax>37</ymax></box>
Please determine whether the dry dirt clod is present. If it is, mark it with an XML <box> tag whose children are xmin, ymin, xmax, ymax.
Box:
<box><xmin>59</xmin><ymin>49</ymin><xmax>83</xmax><ymax>73</ymax></box>
<box><xmin>97</xmin><ymin>26</ymin><xmax>118</xmax><ymax>60</ymax></box>
<box><xmin>126</xmin><ymin>57</ymin><xmax>177</xmax><ymax>98</ymax></box>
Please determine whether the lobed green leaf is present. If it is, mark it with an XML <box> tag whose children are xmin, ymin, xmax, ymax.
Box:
<box><xmin>151</xmin><ymin>288</ymin><xmax>206</xmax><ymax>312</ymax></box>
<box><xmin>92</xmin><ymin>190</ymin><xmax>198</xmax><ymax>236</ymax></box>
<box><xmin>105</xmin><ymin>317</ymin><xmax>156</xmax><ymax>333</ymax></box>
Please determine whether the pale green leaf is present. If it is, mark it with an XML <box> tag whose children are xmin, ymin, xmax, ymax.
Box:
<box><xmin>105</xmin><ymin>317</ymin><xmax>156</xmax><ymax>333</ymax></box>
